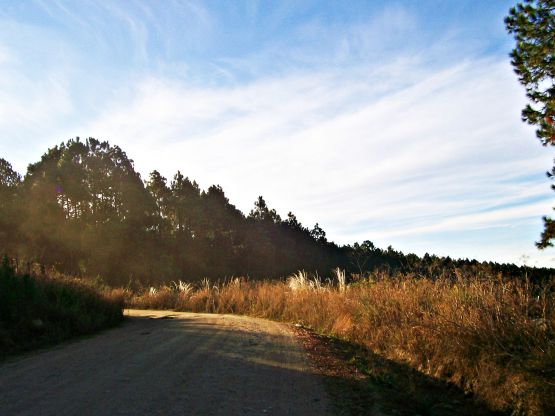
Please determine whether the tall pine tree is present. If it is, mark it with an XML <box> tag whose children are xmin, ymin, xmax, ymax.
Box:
<box><xmin>506</xmin><ymin>0</ymin><xmax>555</xmax><ymax>247</ymax></box>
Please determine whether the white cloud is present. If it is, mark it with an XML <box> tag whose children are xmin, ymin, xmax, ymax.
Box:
<box><xmin>0</xmin><ymin>2</ymin><xmax>553</xmax><ymax>266</ymax></box>
<box><xmin>0</xmin><ymin>45</ymin><xmax>12</xmax><ymax>64</ymax></box>
<box><xmin>78</xmin><ymin>57</ymin><xmax>555</xmax><ymax>266</ymax></box>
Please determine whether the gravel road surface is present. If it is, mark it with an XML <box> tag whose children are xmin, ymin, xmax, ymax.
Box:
<box><xmin>0</xmin><ymin>310</ymin><xmax>332</xmax><ymax>416</ymax></box>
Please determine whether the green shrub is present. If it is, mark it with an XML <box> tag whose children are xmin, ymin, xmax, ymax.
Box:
<box><xmin>0</xmin><ymin>258</ymin><xmax>123</xmax><ymax>357</ymax></box>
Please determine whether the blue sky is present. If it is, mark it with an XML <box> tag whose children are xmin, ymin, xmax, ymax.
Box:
<box><xmin>1</xmin><ymin>0</ymin><xmax>553</xmax><ymax>266</ymax></box>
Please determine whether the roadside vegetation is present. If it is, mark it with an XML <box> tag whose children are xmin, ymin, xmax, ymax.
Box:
<box><xmin>123</xmin><ymin>268</ymin><xmax>555</xmax><ymax>415</ymax></box>
<box><xmin>0</xmin><ymin>258</ymin><xmax>123</xmax><ymax>359</ymax></box>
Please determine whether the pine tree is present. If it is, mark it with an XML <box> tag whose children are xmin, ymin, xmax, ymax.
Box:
<box><xmin>0</xmin><ymin>159</ymin><xmax>22</xmax><ymax>255</ymax></box>
<box><xmin>506</xmin><ymin>0</ymin><xmax>555</xmax><ymax>247</ymax></box>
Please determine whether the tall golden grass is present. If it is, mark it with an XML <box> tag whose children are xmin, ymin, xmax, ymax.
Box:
<box><xmin>119</xmin><ymin>269</ymin><xmax>555</xmax><ymax>415</ymax></box>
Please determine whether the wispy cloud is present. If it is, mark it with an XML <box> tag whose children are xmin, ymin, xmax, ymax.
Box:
<box><xmin>79</xmin><ymin>56</ymin><xmax>553</xmax><ymax>266</ymax></box>
<box><xmin>0</xmin><ymin>0</ymin><xmax>552</xmax><ymax>266</ymax></box>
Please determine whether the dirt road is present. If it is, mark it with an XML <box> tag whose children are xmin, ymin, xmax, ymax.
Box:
<box><xmin>0</xmin><ymin>310</ymin><xmax>332</xmax><ymax>415</ymax></box>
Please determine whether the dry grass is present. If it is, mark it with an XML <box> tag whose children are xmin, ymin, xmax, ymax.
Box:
<box><xmin>122</xmin><ymin>270</ymin><xmax>555</xmax><ymax>415</ymax></box>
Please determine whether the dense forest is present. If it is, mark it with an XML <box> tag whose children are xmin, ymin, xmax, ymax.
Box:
<box><xmin>1</xmin><ymin>138</ymin><xmax>553</xmax><ymax>285</ymax></box>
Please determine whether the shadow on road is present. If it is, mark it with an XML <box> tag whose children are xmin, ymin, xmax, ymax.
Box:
<box><xmin>301</xmin><ymin>331</ymin><xmax>504</xmax><ymax>416</ymax></box>
<box><xmin>0</xmin><ymin>313</ymin><xmax>331</xmax><ymax>416</ymax></box>
<box><xmin>0</xmin><ymin>312</ymin><xmax>506</xmax><ymax>416</ymax></box>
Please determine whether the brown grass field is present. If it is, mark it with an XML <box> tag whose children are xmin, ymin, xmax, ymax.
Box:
<box><xmin>115</xmin><ymin>269</ymin><xmax>555</xmax><ymax>415</ymax></box>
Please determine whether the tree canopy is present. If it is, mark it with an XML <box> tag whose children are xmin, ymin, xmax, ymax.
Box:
<box><xmin>505</xmin><ymin>0</ymin><xmax>555</xmax><ymax>247</ymax></box>
<box><xmin>1</xmin><ymin>138</ymin><xmax>552</xmax><ymax>285</ymax></box>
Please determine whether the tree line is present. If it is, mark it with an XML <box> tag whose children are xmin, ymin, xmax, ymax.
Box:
<box><xmin>0</xmin><ymin>138</ymin><xmax>552</xmax><ymax>285</ymax></box>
